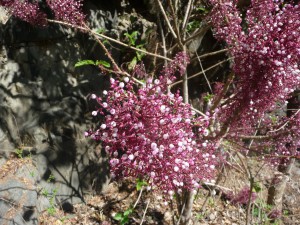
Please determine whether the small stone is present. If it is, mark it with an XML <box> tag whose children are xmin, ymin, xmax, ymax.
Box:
<box><xmin>164</xmin><ymin>211</ymin><xmax>173</xmax><ymax>221</ymax></box>
<box><xmin>208</xmin><ymin>212</ymin><xmax>217</xmax><ymax>221</ymax></box>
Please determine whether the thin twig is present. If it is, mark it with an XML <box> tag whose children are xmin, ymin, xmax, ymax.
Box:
<box><xmin>246</xmin><ymin>119</ymin><xmax>262</xmax><ymax>157</ymax></box>
<box><xmin>211</xmin><ymin>71</ymin><xmax>234</xmax><ymax>111</ymax></box>
<box><xmin>183</xmin><ymin>25</ymin><xmax>210</xmax><ymax>44</ymax></box>
<box><xmin>167</xmin><ymin>0</ymin><xmax>184</xmax><ymax>49</ymax></box>
<box><xmin>139</xmin><ymin>198</ymin><xmax>150</xmax><ymax>225</ymax></box>
<box><xmin>133</xmin><ymin>188</ymin><xmax>144</xmax><ymax>208</ymax></box>
<box><xmin>47</xmin><ymin>19</ymin><xmax>172</xmax><ymax>62</ymax></box>
<box><xmin>188</xmin><ymin>58</ymin><xmax>232</xmax><ymax>80</ymax></box>
<box><xmin>225</xmin><ymin>161</ymin><xmax>245</xmax><ymax>174</ymax></box>
<box><xmin>268</xmin><ymin>109</ymin><xmax>300</xmax><ymax>133</ymax></box>
<box><xmin>246</xmin><ymin>168</ymin><xmax>254</xmax><ymax>225</ymax></box>
<box><xmin>195</xmin><ymin>51</ymin><xmax>213</xmax><ymax>93</ymax></box>
<box><xmin>192</xmin><ymin>48</ymin><xmax>229</xmax><ymax>60</ymax></box>
<box><xmin>158</xmin><ymin>15</ymin><xmax>168</xmax><ymax>66</ymax></box>
<box><xmin>202</xmin><ymin>182</ymin><xmax>233</xmax><ymax>192</ymax></box>
<box><xmin>170</xmin><ymin>24</ymin><xmax>210</xmax><ymax>52</ymax></box>
<box><xmin>238</xmin><ymin>135</ymin><xmax>271</xmax><ymax>140</ymax></box>
<box><xmin>181</xmin><ymin>0</ymin><xmax>194</xmax><ymax>31</ymax></box>
<box><xmin>156</xmin><ymin>0</ymin><xmax>178</xmax><ymax>39</ymax></box>
<box><xmin>170</xmin><ymin>58</ymin><xmax>230</xmax><ymax>87</ymax></box>
<box><xmin>191</xmin><ymin>107</ymin><xmax>206</xmax><ymax>117</ymax></box>
<box><xmin>176</xmin><ymin>201</ymin><xmax>186</xmax><ymax>225</ymax></box>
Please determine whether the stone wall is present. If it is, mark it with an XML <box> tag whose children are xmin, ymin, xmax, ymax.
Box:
<box><xmin>0</xmin><ymin>2</ymin><xmax>120</xmax><ymax>224</ymax></box>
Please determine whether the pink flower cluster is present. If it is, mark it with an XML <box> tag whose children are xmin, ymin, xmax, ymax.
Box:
<box><xmin>87</xmin><ymin>54</ymin><xmax>219</xmax><ymax>193</ymax></box>
<box><xmin>0</xmin><ymin>0</ymin><xmax>47</xmax><ymax>25</ymax></box>
<box><xmin>0</xmin><ymin>0</ymin><xmax>85</xmax><ymax>25</ymax></box>
<box><xmin>209</xmin><ymin>0</ymin><xmax>300</xmax><ymax>128</ymax></box>
<box><xmin>46</xmin><ymin>0</ymin><xmax>85</xmax><ymax>25</ymax></box>
<box><xmin>227</xmin><ymin>186</ymin><xmax>257</xmax><ymax>205</ymax></box>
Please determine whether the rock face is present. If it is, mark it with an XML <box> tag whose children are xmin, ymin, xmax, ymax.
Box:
<box><xmin>0</xmin><ymin>158</ymin><xmax>38</xmax><ymax>225</ymax></box>
<box><xmin>0</xmin><ymin>2</ymin><xmax>121</xmax><ymax>223</ymax></box>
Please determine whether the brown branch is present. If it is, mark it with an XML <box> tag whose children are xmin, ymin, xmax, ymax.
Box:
<box><xmin>211</xmin><ymin>71</ymin><xmax>234</xmax><ymax>111</ymax></box>
<box><xmin>170</xmin><ymin>58</ymin><xmax>230</xmax><ymax>87</ymax></box>
<box><xmin>156</xmin><ymin>0</ymin><xmax>178</xmax><ymax>39</ymax></box>
<box><xmin>47</xmin><ymin>19</ymin><xmax>172</xmax><ymax>62</ymax></box>
<box><xmin>192</xmin><ymin>48</ymin><xmax>229</xmax><ymax>60</ymax></box>
<box><xmin>181</xmin><ymin>0</ymin><xmax>194</xmax><ymax>31</ymax></box>
<box><xmin>167</xmin><ymin>0</ymin><xmax>184</xmax><ymax>49</ymax></box>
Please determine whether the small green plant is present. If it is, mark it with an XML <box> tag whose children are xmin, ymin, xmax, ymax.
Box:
<box><xmin>41</xmin><ymin>173</ymin><xmax>58</xmax><ymax>216</ymax></box>
<box><xmin>47</xmin><ymin>205</ymin><xmax>56</xmax><ymax>216</ymax></box>
<box><xmin>42</xmin><ymin>189</ymin><xmax>49</xmax><ymax>197</ymax></box>
<box><xmin>252</xmin><ymin>182</ymin><xmax>262</xmax><ymax>193</ymax></box>
<box><xmin>47</xmin><ymin>174</ymin><xmax>55</xmax><ymax>183</ymax></box>
<box><xmin>196</xmin><ymin>6</ymin><xmax>209</xmax><ymax>14</ymax></box>
<box><xmin>124</xmin><ymin>31</ymin><xmax>138</xmax><ymax>46</ymax></box>
<box><xmin>47</xmin><ymin>188</ymin><xmax>58</xmax><ymax>216</ymax></box>
<box><xmin>113</xmin><ymin>207</ymin><xmax>134</xmax><ymax>225</ymax></box>
<box><xmin>203</xmin><ymin>93</ymin><xmax>214</xmax><ymax>102</ymax></box>
<box><xmin>186</xmin><ymin>20</ymin><xmax>201</xmax><ymax>32</ymax></box>
<box><xmin>252</xmin><ymin>199</ymin><xmax>282</xmax><ymax>224</ymax></box>
<box><xmin>15</xmin><ymin>148</ymin><xmax>23</xmax><ymax>158</ymax></box>
<box><xmin>269</xmin><ymin>115</ymin><xmax>278</xmax><ymax>124</ymax></box>
<box><xmin>41</xmin><ymin>187</ymin><xmax>57</xmax><ymax>216</ymax></box>
<box><xmin>208</xmin><ymin>197</ymin><xmax>215</xmax><ymax>207</ymax></box>
<box><xmin>195</xmin><ymin>212</ymin><xmax>205</xmax><ymax>220</ymax></box>
<box><xmin>136</xmin><ymin>178</ymin><xmax>147</xmax><ymax>191</ymax></box>
<box><xmin>96</xmin><ymin>28</ymin><xmax>106</xmax><ymax>34</ymax></box>
<box><xmin>123</xmin><ymin>31</ymin><xmax>146</xmax><ymax>70</ymax></box>
<box><xmin>283</xmin><ymin>209</ymin><xmax>289</xmax><ymax>216</ymax></box>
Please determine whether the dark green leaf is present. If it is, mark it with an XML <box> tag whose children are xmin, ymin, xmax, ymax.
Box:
<box><xmin>121</xmin><ymin>216</ymin><xmax>129</xmax><ymax>225</ymax></box>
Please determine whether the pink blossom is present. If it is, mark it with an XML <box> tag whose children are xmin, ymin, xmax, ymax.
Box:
<box><xmin>87</xmin><ymin>53</ymin><xmax>220</xmax><ymax>193</ymax></box>
<box><xmin>46</xmin><ymin>0</ymin><xmax>85</xmax><ymax>25</ymax></box>
<box><xmin>209</xmin><ymin>0</ymin><xmax>300</xmax><ymax>135</ymax></box>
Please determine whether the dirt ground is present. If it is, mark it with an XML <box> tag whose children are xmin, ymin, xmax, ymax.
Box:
<box><xmin>39</xmin><ymin>159</ymin><xmax>300</xmax><ymax>225</ymax></box>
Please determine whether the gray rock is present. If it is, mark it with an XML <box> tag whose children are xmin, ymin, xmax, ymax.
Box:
<box><xmin>0</xmin><ymin>160</ymin><xmax>38</xmax><ymax>225</ymax></box>
<box><xmin>0</xmin><ymin>0</ymin><xmax>111</xmax><ymax>215</ymax></box>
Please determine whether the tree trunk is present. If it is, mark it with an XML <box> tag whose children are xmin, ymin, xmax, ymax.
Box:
<box><xmin>267</xmin><ymin>159</ymin><xmax>294</xmax><ymax>212</ymax></box>
<box><xmin>179</xmin><ymin>191</ymin><xmax>194</xmax><ymax>225</ymax></box>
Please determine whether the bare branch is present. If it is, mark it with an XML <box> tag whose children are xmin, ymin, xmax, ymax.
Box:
<box><xmin>47</xmin><ymin>19</ymin><xmax>172</xmax><ymax>62</ymax></box>
<box><xmin>181</xmin><ymin>0</ymin><xmax>194</xmax><ymax>31</ymax></box>
<box><xmin>139</xmin><ymin>198</ymin><xmax>150</xmax><ymax>225</ymax></box>
<box><xmin>156</xmin><ymin>0</ymin><xmax>178</xmax><ymax>39</ymax></box>
<box><xmin>192</xmin><ymin>48</ymin><xmax>229</xmax><ymax>60</ymax></box>
<box><xmin>195</xmin><ymin>51</ymin><xmax>213</xmax><ymax>93</ymax></box>
<box><xmin>170</xmin><ymin>58</ymin><xmax>231</xmax><ymax>87</ymax></box>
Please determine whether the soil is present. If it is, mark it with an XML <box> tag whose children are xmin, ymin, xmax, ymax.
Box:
<box><xmin>38</xmin><ymin>159</ymin><xmax>300</xmax><ymax>225</ymax></box>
